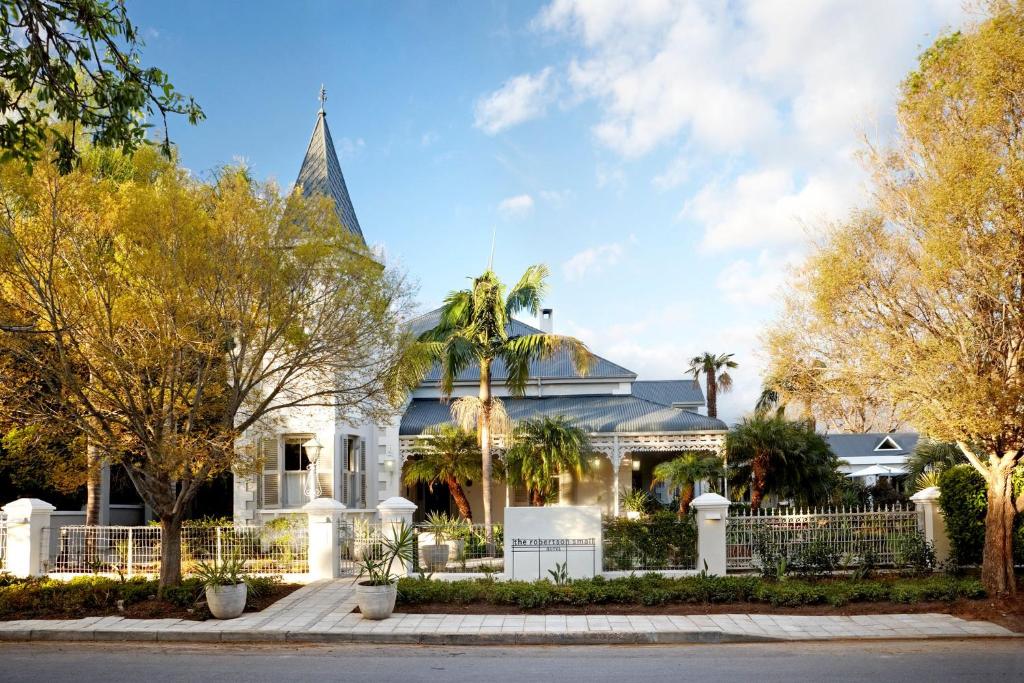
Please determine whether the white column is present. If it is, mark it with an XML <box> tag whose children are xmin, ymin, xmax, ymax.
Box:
<box><xmin>303</xmin><ymin>497</ymin><xmax>346</xmax><ymax>580</ymax></box>
<box><xmin>611</xmin><ymin>436</ymin><xmax>621</xmax><ymax>517</ymax></box>
<box><xmin>691</xmin><ymin>492</ymin><xmax>730</xmax><ymax>576</ymax></box>
<box><xmin>377</xmin><ymin>496</ymin><xmax>417</xmax><ymax>576</ymax></box>
<box><xmin>910</xmin><ymin>486</ymin><xmax>950</xmax><ymax>566</ymax></box>
<box><xmin>2</xmin><ymin>498</ymin><xmax>55</xmax><ymax>578</ymax></box>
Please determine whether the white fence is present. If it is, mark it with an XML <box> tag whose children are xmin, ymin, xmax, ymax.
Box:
<box><xmin>50</xmin><ymin>524</ymin><xmax>309</xmax><ymax>577</ymax></box>
<box><xmin>0</xmin><ymin>512</ymin><xmax>6</xmax><ymax>571</ymax></box>
<box><xmin>725</xmin><ymin>505</ymin><xmax>924</xmax><ymax>572</ymax></box>
<box><xmin>412</xmin><ymin>524</ymin><xmax>504</xmax><ymax>574</ymax></box>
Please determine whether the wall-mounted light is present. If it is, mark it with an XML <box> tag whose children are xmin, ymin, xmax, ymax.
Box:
<box><xmin>632</xmin><ymin>458</ymin><xmax>641</xmax><ymax>471</ymax></box>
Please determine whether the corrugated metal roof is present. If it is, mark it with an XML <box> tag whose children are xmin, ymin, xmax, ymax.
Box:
<box><xmin>407</xmin><ymin>308</ymin><xmax>636</xmax><ymax>383</ymax></box>
<box><xmin>295</xmin><ymin>111</ymin><xmax>365</xmax><ymax>244</ymax></box>
<box><xmin>825</xmin><ymin>432</ymin><xmax>919</xmax><ymax>458</ymax></box>
<box><xmin>400</xmin><ymin>395</ymin><xmax>727</xmax><ymax>436</ymax></box>
<box><xmin>631</xmin><ymin>380</ymin><xmax>704</xmax><ymax>406</ymax></box>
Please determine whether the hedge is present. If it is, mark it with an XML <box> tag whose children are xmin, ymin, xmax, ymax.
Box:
<box><xmin>396</xmin><ymin>574</ymin><xmax>985</xmax><ymax>609</ymax></box>
<box><xmin>938</xmin><ymin>464</ymin><xmax>1024</xmax><ymax>566</ymax></box>
<box><xmin>0</xmin><ymin>575</ymin><xmax>280</xmax><ymax>620</ymax></box>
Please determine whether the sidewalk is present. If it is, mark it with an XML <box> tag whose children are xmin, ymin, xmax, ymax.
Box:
<box><xmin>0</xmin><ymin>580</ymin><xmax>1017</xmax><ymax>645</ymax></box>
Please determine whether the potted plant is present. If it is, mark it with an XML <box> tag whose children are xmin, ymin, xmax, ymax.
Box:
<box><xmin>419</xmin><ymin>512</ymin><xmax>452</xmax><ymax>571</ymax></box>
<box><xmin>622</xmin><ymin>489</ymin><xmax>650</xmax><ymax>520</ymax></box>
<box><xmin>194</xmin><ymin>553</ymin><xmax>250</xmax><ymax>620</ymax></box>
<box><xmin>356</xmin><ymin>521</ymin><xmax>415</xmax><ymax>620</ymax></box>
<box><xmin>446</xmin><ymin>516</ymin><xmax>470</xmax><ymax>562</ymax></box>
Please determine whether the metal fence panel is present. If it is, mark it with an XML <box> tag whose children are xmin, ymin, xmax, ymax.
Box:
<box><xmin>726</xmin><ymin>505</ymin><xmax>923</xmax><ymax>572</ymax></box>
<box><xmin>602</xmin><ymin>516</ymin><xmax>698</xmax><ymax>571</ymax></box>
<box><xmin>412</xmin><ymin>524</ymin><xmax>504</xmax><ymax>574</ymax></box>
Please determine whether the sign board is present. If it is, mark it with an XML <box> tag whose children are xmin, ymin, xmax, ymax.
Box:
<box><xmin>503</xmin><ymin>506</ymin><xmax>602</xmax><ymax>580</ymax></box>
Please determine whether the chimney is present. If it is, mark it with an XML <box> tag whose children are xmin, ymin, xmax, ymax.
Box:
<box><xmin>539</xmin><ymin>308</ymin><xmax>554</xmax><ymax>333</ymax></box>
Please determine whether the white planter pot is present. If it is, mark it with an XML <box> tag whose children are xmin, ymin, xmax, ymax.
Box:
<box><xmin>206</xmin><ymin>583</ymin><xmax>247</xmax><ymax>620</ymax></box>
<box><xmin>626</xmin><ymin>510</ymin><xmax>642</xmax><ymax>520</ymax></box>
<box><xmin>421</xmin><ymin>544</ymin><xmax>450</xmax><ymax>571</ymax></box>
<box><xmin>447</xmin><ymin>539</ymin><xmax>466</xmax><ymax>561</ymax></box>
<box><xmin>356</xmin><ymin>581</ymin><xmax>398</xmax><ymax>620</ymax></box>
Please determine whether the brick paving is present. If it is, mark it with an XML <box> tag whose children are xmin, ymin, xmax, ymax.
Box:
<box><xmin>0</xmin><ymin>579</ymin><xmax>1017</xmax><ymax>644</ymax></box>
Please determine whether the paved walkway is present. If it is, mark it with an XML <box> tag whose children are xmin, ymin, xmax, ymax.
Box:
<box><xmin>0</xmin><ymin>580</ymin><xmax>1017</xmax><ymax>644</ymax></box>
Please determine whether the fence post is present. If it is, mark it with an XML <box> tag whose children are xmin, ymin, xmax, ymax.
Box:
<box><xmin>910</xmin><ymin>486</ymin><xmax>950</xmax><ymax>565</ymax></box>
<box><xmin>216</xmin><ymin>527</ymin><xmax>222</xmax><ymax>565</ymax></box>
<box><xmin>127</xmin><ymin>527</ymin><xmax>134</xmax><ymax>579</ymax></box>
<box><xmin>304</xmin><ymin>498</ymin><xmax>346</xmax><ymax>580</ymax></box>
<box><xmin>691</xmin><ymin>493</ymin><xmax>730</xmax><ymax>576</ymax></box>
<box><xmin>1</xmin><ymin>498</ymin><xmax>55</xmax><ymax>578</ymax></box>
<box><xmin>377</xmin><ymin>496</ymin><xmax>417</xmax><ymax>577</ymax></box>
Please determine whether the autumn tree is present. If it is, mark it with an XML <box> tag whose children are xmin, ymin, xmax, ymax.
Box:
<box><xmin>769</xmin><ymin>5</ymin><xmax>1024</xmax><ymax>594</ymax></box>
<box><xmin>0</xmin><ymin>143</ymin><xmax>424</xmax><ymax>586</ymax></box>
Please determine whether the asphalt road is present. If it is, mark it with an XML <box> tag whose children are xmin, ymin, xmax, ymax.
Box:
<box><xmin>0</xmin><ymin>640</ymin><xmax>1021</xmax><ymax>682</ymax></box>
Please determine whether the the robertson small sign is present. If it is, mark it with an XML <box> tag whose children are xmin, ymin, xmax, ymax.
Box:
<box><xmin>503</xmin><ymin>507</ymin><xmax>602</xmax><ymax>580</ymax></box>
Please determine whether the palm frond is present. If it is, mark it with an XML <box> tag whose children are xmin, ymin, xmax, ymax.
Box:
<box><xmin>502</xmin><ymin>333</ymin><xmax>592</xmax><ymax>395</ymax></box>
<box><xmin>450</xmin><ymin>395</ymin><xmax>511</xmax><ymax>437</ymax></box>
<box><xmin>717</xmin><ymin>371</ymin><xmax>734</xmax><ymax>392</ymax></box>
<box><xmin>505</xmin><ymin>264</ymin><xmax>549</xmax><ymax>316</ymax></box>
<box><xmin>437</xmin><ymin>333</ymin><xmax>475</xmax><ymax>396</ymax></box>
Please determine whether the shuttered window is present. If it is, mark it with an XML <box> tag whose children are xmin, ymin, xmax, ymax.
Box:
<box><xmin>260</xmin><ymin>436</ymin><xmax>281</xmax><ymax>508</ymax></box>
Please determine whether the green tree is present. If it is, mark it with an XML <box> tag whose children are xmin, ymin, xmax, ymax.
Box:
<box><xmin>419</xmin><ymin>267</ymin><xmax>590</xmax><ymax>539</ymax></box>
<box><xmin>687</xmin><ymin>352</ymin><xmax>737</xmax><ymax>419</ymax></box>
<box><xmin>403</xmin><ymin>425</ymin><xmax>482</xmax><ymax>521</ymax></box>
<box><xmin>504</xmin><ymin>416</ymin><xmax>592</xmax><ymax>507</ymax></box>
<box><xmin>766</xmin><ymin>5</ymin><xmax>1024</xmax><ymax>594</ymax></box>
<box><xmin>651</xmin><ymin>451</ymin><xmax>723</xmax><ymax>516</ymax></box>
<box><xmin>0</xmin><ymin>0</ymin><xmax>203</xmax><ymax>172</ymax></box>
<box><xmin>726</xmin><ymin>413</ymin><xmax>839</xmax><ymax>509</ymax></box>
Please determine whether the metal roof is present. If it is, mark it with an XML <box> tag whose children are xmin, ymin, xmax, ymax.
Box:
<box><xmin>825</xmin><ymin>432</ymin><xmax>919</xmax><ymax>458</ymax></box>
<box><xmin>399</xmin><ymin>395</ymin><xmax>727</xmax><ymax>436</ymax></box>
<box><xmin>295</xmin><ymin>111</ymin><xmax>365</xmax><ymax>244</ymax></box>
<box><xmin>407</xmin><ymin>308</ymin><xmax>636</xmax><ymax>383</ymax></box>
<box><xmin>631</xmin><ymin>379</ymin><xmax>704</xmax><ymax>406</ymax></box>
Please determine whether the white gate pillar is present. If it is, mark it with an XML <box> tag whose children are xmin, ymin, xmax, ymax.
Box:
<box><xmin>910</xmin><ymin>486</ymin><xmax>950</xmax><ymax>566</ymax></box>
<box><xmin>304</xmin><ymin>497</ymin><xmax>346</xmax><ymax>580</ymax></box>
<box><xmin>692</xmin><ymin>493</ymin><xmax>730</xmax><ymax>576</ymax></box>
<box><xmin>377</xmin><ymin>496</ymin><xmax>417</xmax><ymax>576</ymax></box>
<box><xmin>2</xmin><ymin>498</ymin><xmax>55</xmax><ymax>577</ymax></box>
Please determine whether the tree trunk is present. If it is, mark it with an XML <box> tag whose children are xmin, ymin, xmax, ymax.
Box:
<box><xmin>478</xmin><ymin>360</ymin><xmax>494</xmax><ymax>551</ymax></box>
<box><xmin>447</xmin><ymin>477</ymin><xmax>473</xmax><ymax>521</ymax></box>
<box><xmin>750</xmin><ymin>450</ymin><xmax>768</xmax><ymax>510</ymax></box>
<box><xmin>159</xmin><ymin>516</ymin><xmax>183</xmax><ymax>589</ymax></box>
<box><xmin>981</xmin><ymin>463</ymin><xmax>1017</xmax><ymax>596</ymax></box>
<box><xmin>531</xmin><ymin>488</ymin><xmax>545</xmax><ymax>507</ymax></box>
<box><xmin>679</xmin><ymin>483</ymin><xmax>694</xmax><ymax>516</ymax></box>
<box><xmin>706</xmin><ymin>370</ymin><xmax>718</xmax><ymax>419</ymax></box>
<box><xmin>85</xmin><ymin>440</ymin><xmax>101</xmax><ymax>526</ymax></box>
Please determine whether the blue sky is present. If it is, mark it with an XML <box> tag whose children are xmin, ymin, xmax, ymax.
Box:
<box><xmin>128</xmin><ymin>0</ymin><xmax>972</xmax><ymax>422</ymax></box>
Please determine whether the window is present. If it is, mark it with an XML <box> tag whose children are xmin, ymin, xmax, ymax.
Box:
<box><xmin>284</xmin><ymin>437</ymin><xmax>311</xmax><ymax>471</ymax></box>
<box><xmin>874</xmin><ymin>436</ymin><xmax>902</xmax><ymax>451</ymax></box>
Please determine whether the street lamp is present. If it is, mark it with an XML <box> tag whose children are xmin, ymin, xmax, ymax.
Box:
<box><xmin>304</xmin><ymin>436</ymin><xmax>323</xmax><ymax>502</ymax></box>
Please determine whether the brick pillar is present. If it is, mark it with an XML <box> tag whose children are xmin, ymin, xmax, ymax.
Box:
<box><xmin>2</xmin><ymin>498</ymin><xmax>55</xmax><ymax>577</ymax></box>
<box><xmin>691</xmin><ymin>493</ymin><xmax>730</xmax><ymax>576</ymax></box>
<box><xmin>910</xmin><ymin>486</ymin><xmax>950</xmax><ymax>565</ymax></box>
<box><xmin>377</xmin><ymin>496</ymin><xmax>417</xmax><ymax>576</ymax></box>
<box><xmin>303</xmin><ymin>497</ymin><xmax>347</xmax><ymax>580</ymax></box>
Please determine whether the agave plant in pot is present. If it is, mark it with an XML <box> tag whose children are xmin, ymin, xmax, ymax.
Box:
<box><xmin>356</xmin><ymin>521</ymin><xmax>415</xmax><ymax>620</ymax></box>
<box><xmin>194</xmin><ymin>553</ymin><xmax>251</xmax><ymax>620</ymax></box>
<box><xmin>419</xmin><ymin>512</ymin><xmax>452</xmax><ymax>571</ymax></box>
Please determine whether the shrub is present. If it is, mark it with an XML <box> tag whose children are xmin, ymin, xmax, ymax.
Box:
<box><xmin>938</xmin><ymin>465</ymin><xmax>987</xmax><ymax>566</ymax></box>
<box><xmin>602</xmin><ymin>512</ymin><xmax>697</xmax><ymax>570</ymax></box>
<box><xmin>394</xmin><ymin>574</ymin><xmax>985</xmax><ymax>610</ymax></box>
<box><xmin>889</xmin><ymin>533</ymin><xmax>936</xmax><ymax>576</ymax></box>
<box><xmin>789</xmin><ymin>538</ymin><xmax>840</xmax><ymax>578</ymax></box>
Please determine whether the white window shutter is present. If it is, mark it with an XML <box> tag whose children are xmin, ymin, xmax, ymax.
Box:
<box><xmin>260</xmin><ymin>437</ymin><xmax>280</xmax><ymax>508</ymax></box>
<box><xmin>340</xmin><ymin>438</ymin><xmax>349</xmax><ymax>504</ymax></box>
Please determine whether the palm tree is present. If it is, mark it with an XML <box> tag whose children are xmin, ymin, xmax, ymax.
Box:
<box><xmin>726</xmin><ymin>413</ymin><xmax>838</xmax><ymax>509</ymax></box>
<box><xmin>650</xmin><ymin>451</ymin><xmax>724</xmax><ymax>516</ymax></box>
<box><xmin>420</xmin><ymin>266</ymin><xmax>590</xmax><ymax>539</ymax></box>
<box><xmin>402</xmin><ymin>425</ymin><xmax>482</xmax><ymax>520</ymax></box>
<box><xmin>688</xmin><ymin>352</ymin><xmax>737</xmax><ymax>419</ymax></box>
<box><xmin>504</xmin><ymin>416</ymin><xmax>593</xmax><ymax>506</ymax></box>
<box><xmin>906</xmin><ymin>438</ymin><xmax>965</xmax><ymax>492</ymax></box>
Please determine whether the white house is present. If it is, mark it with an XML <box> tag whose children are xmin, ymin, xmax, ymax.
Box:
<box><xmin>232</xmin><ymin>106</ymin><xmax>728</xmax><ymax>526</ymax></box>
<box><xmin>826</xmin><ymin>432</ymin><xmax>919</xmax><ymax>487</ymax></box>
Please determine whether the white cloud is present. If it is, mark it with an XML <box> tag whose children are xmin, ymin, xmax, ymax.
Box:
<box><xmin>335</xmin><ymin>137</ymin><xmax>365</xmax><ymax>160</ymax></box>
<box><xmin>715</xmin><ymin>250</ymin><xmax>801</xmax><ymax>308</ymax></box>
<box><xmin>531</xmin><ymin>0</ymin><xmax>969</xmax><ymax>249</ymax></box>
<box><xmin>474</xmin><ymin>67</ymin><xmax>555</xmax><ymax>135</ymax></box>
<box><xmin>562</xmin><ymin>237</ymin><xmax>632</xmax><ymax>281</ymax></box>
<box><xmin>595</xmin><ymin>164</ymin><xmax>626</xmax><ymax>190</ymax></box>
<box><xmin>497</xmin><ymin>194</ymin><xmax>535</xmax><ymax>218</ymax></box>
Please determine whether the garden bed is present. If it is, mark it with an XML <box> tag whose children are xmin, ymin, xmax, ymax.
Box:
<box><xmin>0</xmin><ymin>576</ymin><xmax>301</xmax><ymax>621</ymax></box>
<box><xmin>395</xmin><ymin>574</ymin><xmax>1024</xmax><ymax>631</ymax></box>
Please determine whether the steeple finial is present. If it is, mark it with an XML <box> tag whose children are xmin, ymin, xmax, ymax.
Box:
<box><xmin>318</xmin><ymin>84</ymin><xmax>327</xmax><ymax>114</ymax></box>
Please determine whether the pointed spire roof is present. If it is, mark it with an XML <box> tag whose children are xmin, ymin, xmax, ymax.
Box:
<box><xmin>295</xmin><ymin>102</ymin><xmax>365</xmax><ymax>244</ymax></box>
